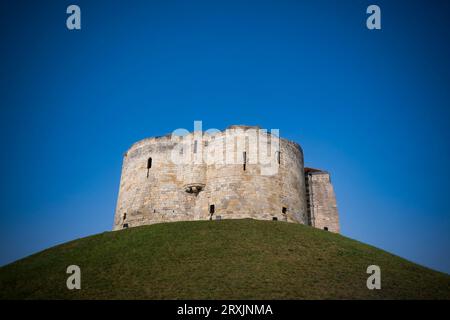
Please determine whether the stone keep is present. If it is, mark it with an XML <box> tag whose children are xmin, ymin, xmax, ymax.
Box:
<box><xmin>113</xmin><ymin>125</ymin><xmax>340</xmax><ymax>233</ymax></box>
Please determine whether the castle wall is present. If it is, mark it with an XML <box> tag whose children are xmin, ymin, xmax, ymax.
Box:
<box><xmin>305</xmin><ymin>171</ymin><xmax>340</xmax><ymax>233</ymax></box>
<box><xmin>203</xmin><ymin>128</ymin><xmax>307</xmax><ymax>223</ymax></box>
<box><xmin>113</xmin><ymin>126</ymin><xmax>309</xmax><ymax>230</ymax></box>
<box><xmin>113</xmin><ymin>135</ymin><xmax>193</xmax><ymax>229</ymax></box>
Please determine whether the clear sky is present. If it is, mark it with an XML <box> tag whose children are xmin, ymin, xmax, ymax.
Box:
<box><xmin>1</xmin><ymin>0</ymin><xmax>449</xmax><ymax>273</ymax></box>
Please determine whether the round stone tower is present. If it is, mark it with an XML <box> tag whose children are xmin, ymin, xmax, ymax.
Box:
<box><xmin>113</xmin><ymin>125</ymin><xmax>308</xmax><ymax>230</ymax></box>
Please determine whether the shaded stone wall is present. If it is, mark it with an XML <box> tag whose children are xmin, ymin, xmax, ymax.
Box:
<box><xmin>305</xmin><ymin>171</ymin><xmax>340</xmax><ymax>233</ymax></box>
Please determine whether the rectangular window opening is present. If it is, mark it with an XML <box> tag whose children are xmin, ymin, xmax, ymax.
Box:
<box><xmin>147</xmin><ymin>157</ymin><xmax>152</xmax><ymax>178</ymax></box>
<box><xmin>147</xmin><ymin>157</ymin><xmax>152</xmax><ymax>169</ymax></box>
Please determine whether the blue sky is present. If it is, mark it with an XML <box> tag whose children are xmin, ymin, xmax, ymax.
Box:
<box><xmin>1</xmin><ymin>0</ymin><xmax>449</xmax><ymax>273</ymax></box>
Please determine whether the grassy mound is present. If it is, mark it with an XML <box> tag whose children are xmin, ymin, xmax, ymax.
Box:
<box><xmin>0</xmin><ymin>219</ymin><xmax>448</xmax><ymax>299</ymax></box>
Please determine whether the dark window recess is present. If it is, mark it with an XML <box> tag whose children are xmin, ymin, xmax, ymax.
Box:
<box><xmin>209</xmin><ymin>205</ymin><xmax>215</xmax><ymax>214</ymax></box>
<box><xmin>147</xmin><ymin>157</ymin><xmax>152</xmax><ymax>169</ymax></box>
<box><xmin>324</xmin><ymin>227</ymin><xmax>329</xmax><ymax>231</ymax></box>
<box><xmin>123</xmin><ymin>223</ymin><xmax>129</xmax><ymax>229</ymax></box>
<box><xmin>123</xmin><ymin>213</ymin><xmax>127</xmax><ymax>220</ymax></box>
<box><xmin>282</xmin><ymin>207</ymin><xmax>287</xmax><ymax>214</ymax></box>
<box><xmin>194</xmin><ymin>140</ymin><xmax>198</xmax><ymax>153</ymax></box>
<box><xmin>272</xmin><ymin>217</ymin><xmax>278</xmax><ymax>221</ymax></box>
<box><xmin>243</xmin><ymin>151</ymin><xmax>247</xmax><ymax>171</ymax></box>
<box><xmin>147</xmin><ymin>157</ymin><xmax>152</xmax><ymax>178</ymax></box>
<box><xmin>276</xmin><ymin>151</ymin><xmax>281</xmax><ymax>165</ymax></box>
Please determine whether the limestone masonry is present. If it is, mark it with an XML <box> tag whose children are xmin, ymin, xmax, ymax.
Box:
<box><xmin>114</xmin><ymin>125</ymin><xmax>340</xmax><ymax>233</ymax></box>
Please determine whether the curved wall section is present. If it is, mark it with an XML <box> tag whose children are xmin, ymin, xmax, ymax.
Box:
<box><xmin>113</xmin><ymin>126</ymin><xmax>309</xmax><ymax>230</ymax></box>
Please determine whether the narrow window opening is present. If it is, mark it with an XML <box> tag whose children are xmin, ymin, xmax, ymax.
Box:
<box><xmin>147</xmin><ymin>157</ymin><xmax>152</xmax><ymax>178</ymax></box>
<box><xmin>147</xmin><ymin>157</ymin><xmax>152</xmax><ymax>169</ymax></box>
<box><xmin>282</xmin><ymin>207</ymin><xmax>287</xmax><ymax>214</ymax></box>
<box><xmin>277</xmin><ymin>151</ymin><xmax>281</xmax><ymax>165</ymax></box>
<box><xmin>243</xmin><ymin>151</ymin><xmax>247</xmax><ymax>171</ymax></box>
<box><xmin>272</xmin><ymin>217</ymin><xmax>278</xmax><ymax>221</ymax></box>
<box><xmin>194</xmin><ymin>140</ymin><xmax>198</xmax><ymax>153</ymax></box>
<box><xmin>123</xmin><ymin>213</ymin><xmax>127</xmax><ymax>221</ymax></box>
<box><xmin>324</xmin><ymin>227</ymin><xmax>329</xmax><ymax>231</ymax></box>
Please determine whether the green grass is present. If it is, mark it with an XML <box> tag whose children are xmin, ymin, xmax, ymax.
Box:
<box><xmin>0</xmin><ymin>219</ymin><xmax>449</xmax><ymax>299</ymax></box>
